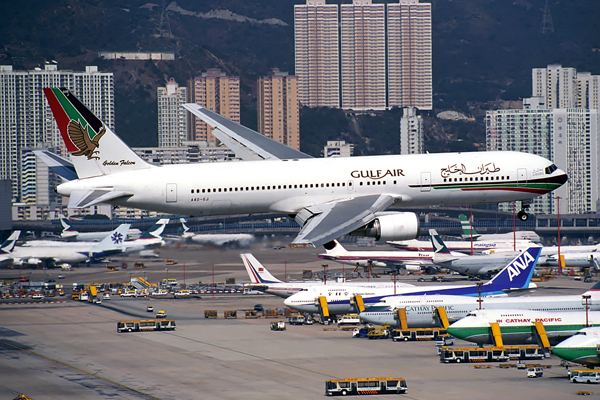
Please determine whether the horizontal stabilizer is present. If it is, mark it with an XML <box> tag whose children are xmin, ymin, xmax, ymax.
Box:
<box><xmin>33</xmin><ymin>150</ymin><xmax>78</xmax><ymax>181</ymax></box>
<box><xmin>68</xmin><ymin>189</ymin><xmax>133</xmax><ymax>208</ymax></box>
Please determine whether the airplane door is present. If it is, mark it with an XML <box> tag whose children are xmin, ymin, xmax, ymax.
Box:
<box><xmin>166</xmin><ymin>183</ymin><xmax>177</xmax><ymax>203</ymax></box>
<box><xmin>420</xmin><ymin>172</ymin><xmax>431</xmax><ymax>192</ymax></box>
<box><xmin>517</xmin><ymin>168</ymin><xmax>527</xmax><ymax>187</ymax></box>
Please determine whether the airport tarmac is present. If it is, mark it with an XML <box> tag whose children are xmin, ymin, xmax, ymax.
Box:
<box><xmin>0</xmin><ymin>242</ymin><xmax>596</xmax><ymax>399</ymax></box>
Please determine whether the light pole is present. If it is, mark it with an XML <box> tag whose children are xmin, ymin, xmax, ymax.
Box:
<box><xmin>556</xmin><ymin>196</ymin><xmax>562</xmax><ymax>275</ymax></box>
<box><xmin>583</xmin><ymin>294</ymin><xmax>591</xmax><ymax>327</ymax></box>
<box><xmin>322</xmin><ymin>264</ymin><xmax>328</xmax><ymax>285</ymax></box>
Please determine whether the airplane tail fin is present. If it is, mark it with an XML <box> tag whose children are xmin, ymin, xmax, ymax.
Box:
<box><xmin>59</xmin><ymin>216</ymin><xmax>78</xmax><ymax>240</ymax></box>
<box><xmin>33</xmin><ymin>150</ymin><xmax>78</xmax><ymax>181</ymax></box>
<box><xmin>0</xmin><ymin>231</ymin><xmax>21</xmax><ymax>254</ymax></box>
<box><xmin>321</xmin><ymin>240</ymin><xmax>349</xmax><ymax>257</ymax></box>
<box><xmin>180</xmin><ymin>218</ymin><xmax>190</xmax><ymax>235</ymax></box>
<box><xmin>583</xmin><ymin>280</ymin><xmax>600</xmax><ymax>295</ymax></box>
<box><xmin>139</xmin><ymin>219</ymin><xmax>170</xmax><ymax>240</ymax></box>
<box><xmin>241</xmin><ymin>254</ymin><xmax>283</xmax><ymax>284</ymax></box>
<box><xmin>89</xmin><ymin>224</ymin><xmax>131</xmax><ymax>253</ymax></box>
<box><xmin>485</xmin><ymin>246</ymin><xmax>541</xmax><ymax>290</ymax></box>
<box><xmin>43</xmin><ymin>87</ymin><xmax>152</xmax><ymax>179</ymax></box>
<box><xmin>429</xmin><ymin>229</ymin><xmax>451</xmax><ymax>255</ymax></box>
<box><xmin>459</xmin><ymin>214</ymin><xmax>481</xmax><ymax>240</ymax></box>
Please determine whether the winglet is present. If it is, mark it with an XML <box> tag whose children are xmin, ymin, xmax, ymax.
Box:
<box><xmin>241</xmin><ymin>254</ymin><xmax>283</xmax><ymax>284</ymax></box>
<box><xmin>485</xmin><ymin>246</ymin><xmax>541</xmax><ymax>290</ymax></box>
<box><xmin>0</xmin><ymin>231</ymin><xmax>21</xmax><ymax>254</ymax></box>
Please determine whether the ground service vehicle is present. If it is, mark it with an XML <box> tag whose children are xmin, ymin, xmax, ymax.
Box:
<box><xmin>289</xmin><ymin>315</ymin><xmax>306</xmax><ymax>325</ymax></box>
<box><xmin>117</xmin><ymin>319</ymin><xmax>176</xmax><ymax>333</ymax></box>
<box><xmin>391</xmin><ymin>328</ymin><xmax>448</xmax><ymax>342</ymax></box>
<box><xmin>270</xmin><ymin>321</ymin><xmax>286</xmax><ymax>331</ymax></box>
<box><xmin>527</xmin><ymin>367</ymin><xmax>543</xmax><ymax>378</ymax></box>
<box><xmin>439</xmin><ymin>346</ymin><xmax>546</xmax><ymax>363</ymax></box>
<box><xmin>156</xmin><ymin>310</ymin><xmax>167</xmax><ymax>318</ymax></box>
<box><xmin>325</xmin><ymin>377</ymin><xmax>407</xmax><ymax>396</ymax></box>
<box><xmin>570</xmin><ymin>369</ymin><xmax>600</xmax><ymax>384</ymax></box>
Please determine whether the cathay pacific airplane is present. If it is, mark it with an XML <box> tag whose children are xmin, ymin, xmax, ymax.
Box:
<box><xmin>283</xmin><ymin>246</ymin><xmax>541</xmax><ymax>315</ymax></box>
<box><xmin>241</xmin><ymin>253</ymin><xmax>414</xmax><ymax>298</ymax></box>
<box><xmin>360</xmin><ymin>281</ymin><xmax>600</xmax><ymax>328</ymax></box>
<box><xmin>552</xmin><ymin>327</ymin><xmax>600</xmax><ymax>367</ymax></box>
<box><xmin>42</xmin><ymin>87</ymin><xmax>567</xmax><ymax>247</ymax></box>
<box><xmin>447</xmin><ymin>308</ymin><xmax>600</xmax><ymax>346</ymax></box>
<box><xmin>59</xmin><ymin>216</ymin><xmax>142</xmax><ymax>241</ymax></box>
<box><xmin>458</xmin><ymin>214</ymin><xmax>541</xmax><ymax>242</ymax></box>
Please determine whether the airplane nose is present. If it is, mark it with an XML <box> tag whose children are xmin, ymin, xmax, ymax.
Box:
<box><xmin>555</xmin><ymin>171</ymin><xmax>568</xmax><ymax>185</ymax></box>
<box><xmin>283</xmin><ymin>297</ymin><xmax>292</xmax><ymax>307</ymax></box>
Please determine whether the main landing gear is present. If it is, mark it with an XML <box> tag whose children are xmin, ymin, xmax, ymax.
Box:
<box><xmin>517</xmin><ymin>201</ymin><xmax>531</xmax><ymax>221</ymax></box>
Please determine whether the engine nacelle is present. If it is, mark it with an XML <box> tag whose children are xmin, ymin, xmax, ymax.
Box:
<box><xmin>350</xmin><ymin>212</ymin><xmax>419</xmax><ymax>242</ymax></box>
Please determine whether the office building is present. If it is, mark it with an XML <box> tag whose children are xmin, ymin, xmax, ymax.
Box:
<box><xmin>294</xmin><ymin>0</ymin><xmax>340</xmax><ymax>108</ymax></box>
<box><xmin>0</xmin><ymin>64</ymin><xmax>114</xmax><ymax>206</ymax></box>
<box><xmin>190</xmin><ymin>68</ymin><xmax>240</xmax><ymax>145</ymax></box>
<box><xmin>324</xmin><ymin>140</ymin><xmax>354</xmax><ymax>157</ymax></box>
<box><xmin>399</xmin><ymin>107</ymin><xmax>424</xmax><ymax>154</ymax></box>
<box><xmin>387</xmin><ymin>0</ymin><xmax>432</xmax><ymax>110</ymax></box>
<box><xmin>257</xmin><ymin>69</ymin><xmax>300</xmax><ymax>150</ymax></box>
<box><xmin>340</xmin><ymin>0</ymin><xmax>386</xmax><ymax>110</ymax></box>
<box><xmin>532</xmin><ymin>64</ymin><xmax>600</xmax><ymax>110</ymax></box>
<box><xmin>157</xmin><ymin>78</ymin><xmax>188</xmax><ymax>147</ymax></box>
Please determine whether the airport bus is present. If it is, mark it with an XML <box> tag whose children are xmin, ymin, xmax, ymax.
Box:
<box><xmin>570</xmin><ymin>369</ymin><xmax>600</xmax><ymax>384</ymax></box>
<box><xmin>117</xmin><ymin>319</ymin><xmax>176</xmax><ymax>333</ymax></box>
<box><xmin>439</xmin><ymin>346</ymin><xmax>546</xmax><ymax>363</ymax></box>
<box><xmin>391</xmin><ymin>328</ymin><xmax>448</xmax><ymax>342</ymax></box>
<box><xmin>325</xmin><ymin>377</ymin><xmax>407</xmax><ymax>396</ymax></box>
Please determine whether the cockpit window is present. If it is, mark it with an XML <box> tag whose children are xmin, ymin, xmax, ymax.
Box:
<box><xmin>545</xmin><ymin>164</ymin><xmax>558</xmax><ymax>174</ymax></box>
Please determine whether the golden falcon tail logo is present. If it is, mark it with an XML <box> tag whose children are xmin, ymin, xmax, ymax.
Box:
<box><xmin>67</xmin><ymin>120</ymin><xmax>106</xmax><ymax>160</ymax></box>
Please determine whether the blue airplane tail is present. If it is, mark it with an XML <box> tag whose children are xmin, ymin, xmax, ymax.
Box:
<box><xmin>485</xmin><ymin>246</ymin><xmax>541</xmax><ymax>291</ymax></box>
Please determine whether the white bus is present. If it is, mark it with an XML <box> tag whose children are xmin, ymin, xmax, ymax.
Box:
<box><xmin>117</xmin><ymin>319</ymin><xmax>176</xmax><ymax>333</ymax></box>
<box><xmin>570</xmin><ymin>369</ymin><xmax>600</xmax><ymax>384</ymax></box>
<box><xmin>325</xmin><ymin>377</ymin><xmax>407</xmax><ymax>396</ymax></box>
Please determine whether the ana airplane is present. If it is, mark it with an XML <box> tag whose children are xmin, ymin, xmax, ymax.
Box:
<box><xmin>241</xmin><ymin>253</ymin><xmax>415</xmax><ymax>298</ymax></box>
<box><xmin>552</xmin><ymin>327</ymin><xmax>600</xmax><ymax>367</ymax></box>
<box><xmin>447</xmin><ymin>308</ymin><xmax>600</xmax><ymax>346</ymax></box>
<box><xmin>179</xmin><ymin>218</ymin><xmax>254</xmax><ymax>247</ymax></box>
<box><xmin>458</xmin><ymin>214</ymin><xmax>541</xmax><ymax>242</ymax></box>
<box><xmin>360</xmin><ymin>281</ymin><xmax>600</xmax><ymax>328</ymax></box>
<box><xmin>42</xmin><ymin>87</ymin><xmax>567</xmax><ymax>247</ymax></box>
<box><xmin>429</xmin><ymin>229</ymin><xmax>524</xmax><ymax>278</ymax></box>
<box><xmin>59</xmin><ymin>216</ymin><xmax>142</xmax><ymax>241</ymax></box>
<box><xmin>0</xmin><ymin>224</ymin><xmax>131</xmax><ymax>267</ymax></box>
<box><xmin>283</xmin><ymin>246</ymin><xmax>541</xmax><ymax>315</ymax></box>
<box><xmin>317</xmin><ymin>239</ymin><xmax>459</xmax><ymax>274</ymax></box>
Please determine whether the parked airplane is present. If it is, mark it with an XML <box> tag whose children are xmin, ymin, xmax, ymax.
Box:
<box><xmin>317</xmin><ymin>239</ymin><xmax>459</xmax><ymax>274</ymax></box>
<box><xmin>283</xmin><ymin>247</ymin><xmax>541</xmax><ymax>315</ymax></box>
<box><xmin>387</xmin><ymin>237</ymin><xmax>535</xmax><ymax>254</ymax></box>
<box><xmin>117</xmin><ymin>218</ymin><xmax>169</xmax><ymax>254</ymax></box>
<box><xmin>179</xmin><ymin>218</ymin><xmax>254</xmax><ymax>247</ymax></box>
<box><xmin>552</xmin><ymin>327</ymin><xmax>600</xmax><ymax>367</ymax></box>
<box><xmin>447</xmin><ymin>309</ymin><xmax>600</xmax><ymax>346</ymax></box>
<box><xmin>458</xmin><ymin>214</ymin><xmax>541</xmax><ymax>242</ymax></box>
<box><xmin>59</xmin><ymin>216</ymin><xmax>142</xmax><ymax>241</ymax></box>
<box><xmin>0</xmin><ymin>231</ymin><xmax>21</xmax><ymax>267</ymax></box>
<box><xmin>429</xmin><ymin>229</ymin><xmax>523</xmax><ymax>278</ymax></box>
<box><xmin>360</xmin><ymin>281</ymin><xmax>600</xmax><ymax>328</ymax></box>
<box><xmin>42</xmin><ymin>87</ymin><xmax>567</xmax><ymax>247</ymax></box>
<box><xmin>0</xmin><ymin>224</ymin><xmax>131</xmax><ymax>267</ymax></box>
<box><xmin>242</xmin><ymin>253</ymin><xmax>415</xmax><ymax>298</ymax></box>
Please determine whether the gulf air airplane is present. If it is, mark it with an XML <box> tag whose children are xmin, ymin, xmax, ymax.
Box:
<box><xmin>283</xmin><ymin>246</ymin><xmax>541</xmax><ymax>315</ymax></box>
<box><xmin>42</xmin><ymin>87</ymin><xmax>567</xmax><ymax>247</ymax></box>
<box><xmin>552</xmin><ymin>327</ymin><xmax>600</xmax><ymax>367</ymax></box>
<box><xmin>447</xmin><ymin>309</ymin><xmax>600</xmax><ymax>346</ymax></box>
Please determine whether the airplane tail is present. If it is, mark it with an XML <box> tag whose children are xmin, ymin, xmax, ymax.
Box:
<box><xmin>582</xmin><ymin>280</ymin><xmax>600</xmax><ymax>295</ymax></box>
<box><xmin>59</xmin><ymin>216</ymin><xmax>79</xmax><ymax>240</ymax></box>
<box><xmin>139</xmin><ymin>219</ymin><xmax>170</xmax><ymax>240</ymax></box>
<box><xmin>321</xmin><ymin>240</ymin><xmax>349</xmax><ymax>258</ymax></box>
<box><xmin>241</xmin><ymin>254</ymin><xmax>283</xmax><ymax>284</ymax></box>
<box><xmin>459</xmin><ymin>214</ymin><xmax>481</xmax><ymax>240</ymax></box>
<box><xmin>179</xmin><ymin>218</ymin><xmax>194</xmax><ymax>239</ymax></box>
<box><xmin>0</xmin><ymin>231</ymin><xmax>21</xmax><ymax>254</ymax></box>
<box><xmin>485</xmin><ymin>246</ymin><xmax>542</xmax><ymax>290</ymax></box>
<box><xmin>429</xmin><ymin>229</ymin><xmax>451</xmax><ymax>255</ymax></box>
<box><xmin>43</xmin><ymin>87</ymin><xmax>152</xmax><ymax>179</ymax></box>
<box><xmin>88</xmin><ymin>224</ymin><xmax>131</xmax><ymax>254</ymax></box>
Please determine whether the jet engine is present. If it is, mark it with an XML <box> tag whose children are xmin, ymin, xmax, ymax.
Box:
<box><xmin>350</xmin><ymin>212</ymin><xmax>419</xmax><ymax>242</ymax></box>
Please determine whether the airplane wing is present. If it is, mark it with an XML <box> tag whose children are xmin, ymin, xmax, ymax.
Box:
<box><xmin>183</xmin><ymin>104</ymin><xmax>312</xmax><ymax>161</ymax></box>
<box><xmin>292</xmin><ymin>194</ymin><xmax>396</xmax><ymax>247</ymax></box>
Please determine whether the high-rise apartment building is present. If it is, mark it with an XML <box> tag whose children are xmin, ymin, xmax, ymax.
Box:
<box><xmin>340</xmin><ymin>0</ymin><xmax>386</xmax><ymax>110</ymax></box>
<box><xmin>532</xmin><ymin>64</ymin><xmax>600</xmax><ymax>110</ymax></box>
<box><xmin>258</xmin><ymin>69</ymin><xmax>300</xmax><ymax>150</ymax></box>
<box><xmin>294</xmin><ymin>0</ymin><xmax>340</xmax><ymax>108</ymax></box>
<box><xmin>294</xmin><ymin>0</ymin><xmax>432</xmax><ymax>111</ymax></box>
<box><xmin>157</xmin><ymin>78</ymin><xmax>188</xmax><ymax>147</ymax></box>
<box><xmin>399</xmin><ymin>107</ymin><xmax>424</xmax><ymax>154</ymax></box>
<box><xmin>387</xmin><ymin>0</ymin><xmax>432</xmax><ymax>110</ymax></box>
<box><xmin>190</xmin><ymin>69</ymin><xmax>240</xmax><ymax>144</ymax></box>
<box><xmin>0</xmin><ymin>64</ymin><xmax>114</xmax><ymax>205</ymax></box>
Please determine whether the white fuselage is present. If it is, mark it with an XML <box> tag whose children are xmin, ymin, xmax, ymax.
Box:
<box><xmin>57</xmin><ymin>151</ymin><xmax>565</xmax><ymax>217</ymax></box>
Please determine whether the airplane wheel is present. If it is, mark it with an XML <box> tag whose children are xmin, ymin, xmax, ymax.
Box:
<box><xmin>517</xmin><ymin>210</ymin><xmax>528</xmax><ymax>221</ymax></box>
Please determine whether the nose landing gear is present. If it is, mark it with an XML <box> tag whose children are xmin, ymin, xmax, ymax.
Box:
<box><xmin>517</xmin><ymin>201</ymin><xmax>531</xmax><ymax>221</ymax></box>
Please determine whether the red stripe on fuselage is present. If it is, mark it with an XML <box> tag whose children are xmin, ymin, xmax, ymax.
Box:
<box><xmin>460</xmin><ymin>187</ymin><xmax>550</xmax><ymax>194</ymax></box>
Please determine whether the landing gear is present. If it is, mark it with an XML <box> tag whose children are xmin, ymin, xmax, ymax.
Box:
<box><xmin>517</xmin><ymin>201</ymin><xmax>531</xmax><ymax>221</ymax></box>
